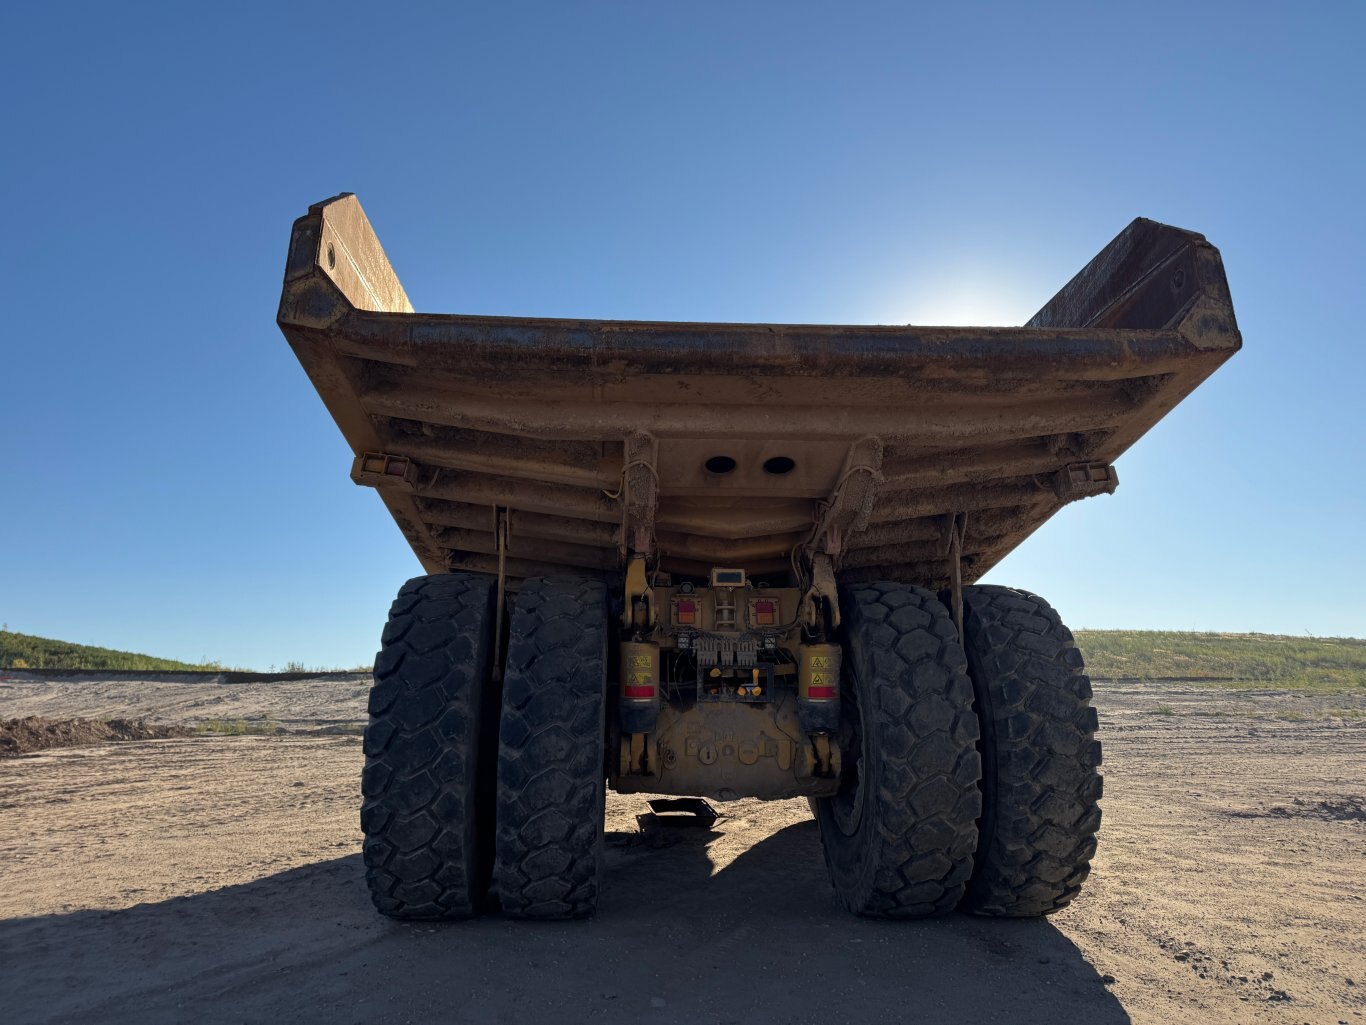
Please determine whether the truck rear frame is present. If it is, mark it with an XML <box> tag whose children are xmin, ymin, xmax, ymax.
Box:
<box><xmin>278</xmin><ymin>195</ymin><xmax>1238</xmax><ymax>920</ymax></box>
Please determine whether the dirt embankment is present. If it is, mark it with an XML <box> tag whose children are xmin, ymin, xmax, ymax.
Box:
<box><xmin>0</xmin><ymin>674</ymin><xmax>372</xmax><ymax>730</ymax></box>
<box><xmin>0</xmin><ymin>716</ymin><xmax>191</xmax><ymax>757</ymax></box>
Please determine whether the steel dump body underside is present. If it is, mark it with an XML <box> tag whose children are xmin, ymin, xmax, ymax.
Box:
<box><xmin>278</xmin><ymin>195</ymin><xmax>1240</xmax><ymax>588</ymax></box>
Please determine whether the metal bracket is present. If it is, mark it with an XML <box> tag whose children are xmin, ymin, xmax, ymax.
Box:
<box><xmin>622</xmin><ymin>553</ymin><xmax>656</xmax><ymax>632</ymax></box>
<box><xmin>627</xmin><ymin>731</ymin><xmax>648</xmax><ymax>776</ymax></box>
<box><xmin>492</xmin><ymin>507</ymin><xmax>509</xmax><ymax>681</ymax></box>
<box><xmin>619</xmin><ymin>432</ymin><xmax>659</xmax><ymax>558</ymax></box>
<box><xmin>944</xmin><ymin>512</ymin><xmax>968</xmax><ymax>640</ymax></box>
<box><xmin>802</xmin><ymin>551</ymin><xmax>841</xmax><ymax>632</ymax></box>
<box><xmin>351</xmin><ymin>452</ymin><xmax>418</xmax><ymax>491</ymax></box>
<box><xmin>1054</xmin><ymin>461</ymin><xmax>1119</xmax><ymax>503</ymax></box>
<box><xmin>809</xmin><ymin>436</ymin><xmax>883</xmax><ymax>561</ymax></box>
<box><xmin>798</xmin><ymin>437</ymin><xmax>882</xmax><ymax>632</ymax></box>
<box><xmin>811</xmin><ymin>734</ymin><xmax>834</xmax><ymax>777</ymax></box>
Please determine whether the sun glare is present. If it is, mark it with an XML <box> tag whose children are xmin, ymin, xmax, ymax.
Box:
<box><xmin>870</xmin><ymin>270</ymin><xmax>1040</xmax><ymax>328</ymax></box>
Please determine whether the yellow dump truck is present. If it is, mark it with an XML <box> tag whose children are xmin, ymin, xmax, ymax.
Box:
<box><xmin>278</xmin><ymin>194</ymin><xmax>1240</xmax><ymax>920</ymax></box>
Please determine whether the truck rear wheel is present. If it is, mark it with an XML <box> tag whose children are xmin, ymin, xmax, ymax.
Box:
<box><xmin>361</xmin><ymin>573</ymin><xmax>499</xmax><ymax>919</ymax></box>
<box><xmin>494</xmin><ymin>576</ymin><xmax>609</xmax><ymax>919</ymax></box>
<box><xmin>812</xmin><ymin>582</ymin><xmax>982</xmax><ymax>918</ymax></box>
<box><xmin>958</xmin><ymin>585</ymin><xmax>1102</xmax><ymax>916</ymax></box>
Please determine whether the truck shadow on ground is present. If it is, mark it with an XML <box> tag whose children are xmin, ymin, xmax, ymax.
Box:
<box><xmin>2</xmin><ymin>820</ymin><xmax>1129</xmax><ymax>1025</ymax></box>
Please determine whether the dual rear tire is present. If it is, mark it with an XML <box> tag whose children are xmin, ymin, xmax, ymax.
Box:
<box><xmin>361</xmin><ymin>573</ymin><xmax>1102</xmax><ymax>922</ymax></box>
<box><xmin>811</xmin><ymin>582</ymin><xmax>1102</xmax><ymax>918</ymax></box>
<box><xmin>362</xmin><ymin>573</ymin><xmax>607</xmax><ymax>921</ymax></box>
<box><xmin>811</xmin><ymin>582</ymin><xmax>982</xmax><ymax>916</ymax></box>
<box><xmin>958</xmin><ymin>585</ymin><xmax>1103</xmax><ymax>916</ymax></box>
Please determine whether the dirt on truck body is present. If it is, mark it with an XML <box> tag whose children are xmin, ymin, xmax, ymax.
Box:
<box><xmin>277</xmin><ymin>194</ymin><xmax>1239</xmax><ymax>921</ymax></box>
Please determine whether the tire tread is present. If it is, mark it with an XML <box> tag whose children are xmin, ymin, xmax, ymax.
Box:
<box><xmin>815</xmin><ymin>582</ymin><xmax>983</xmax><ymax>918</ymax></box>
<box><xmin>960</xmin><ymin>584</ymin><xmax>1102</xmax><ymax>917</ymax></box>
<box><xmin>362</xmin><ymin>572</ymin><xmax>496</xmax><ymax>920</ymax></box>
<box><xmin>494</xmin><ymin>576</ymin><xmax>608</xmax><ymax>920</ymax></box>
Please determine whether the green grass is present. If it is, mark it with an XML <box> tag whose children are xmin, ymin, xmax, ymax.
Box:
<box><xmin>6</xmin><ymin>626</ymin><xmax>1362</xmax><ymax>696</ymax></box>
<box><xmin>0</xmin><ymin>630</ymin><xmax>371</xmax><ymax>673</ymax></box>
<box><xmin>0</xmin><ymin>630</ymin><xmax>227</xmax><ymax>671</ymax></box>
<box><xmin>1075</xmin><ymin>630</ymin><xmax>1366</xmax><ymax>695</ymax></box>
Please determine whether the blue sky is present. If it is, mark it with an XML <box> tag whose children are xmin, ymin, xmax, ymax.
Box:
<box><xmin>2</xmin><ymin>2</ymin><xmax>1362</xmax><ymax>668</ymax></box>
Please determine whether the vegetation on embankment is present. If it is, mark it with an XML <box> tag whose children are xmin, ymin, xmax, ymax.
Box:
<box><xmin>1074</xmin><ymin>630</ymin><xmax>1366</xmax><ymax>694</ymax></box>
<box><xmin>3</xmin><ymin>627</ymin><xmax>1362</xmax><ymax>694</ymax></box>
<box><xmin>0</xmin><ymin>631</ymin><xmax>223</xmax><ymax>672</ymax></box>
<box><xmin>0</xmin><ymin>630</ymin><xmax>369</xmax><ymax>674</ymax></box>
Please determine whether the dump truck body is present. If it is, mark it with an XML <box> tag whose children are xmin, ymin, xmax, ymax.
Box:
<box><xmin>278</xmin><ymin>195</ymin><xmax>1238</xmax><ymax>921</ymax></box>
<box><xmin>279</xmin><ymin>195</ymin><xmax>1239</xmax><ymax>591</ymax></box>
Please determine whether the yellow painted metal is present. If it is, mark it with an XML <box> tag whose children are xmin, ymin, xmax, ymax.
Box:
<box><xmin>708</xmin><ymin>567</ymin><xmax>747</xmax><ymax>588</ymax></box>
<box><xmin>619</xmin><ymin>639</ymin><xmax>660</xmax><ymax>775</ymax></box>
<box><xmin>619</xmin><ymin>641</ymin><xmax>660</xmax><ymax>697</ymax></box>
<box><xmin>798</xmin><ymin>643</ymin><xmax>842</xmax><ymax>700</ymax></box>
<box><xmin>621</xmin><ymin>554</ymin><xmax>655</xmax><ymax>629</ymax></box>
<box><xmin>801</xmin><ymin>552</ymin><xmax>841</xmax><ymax>630</ymax></box>
<box><xmin>812</xmin><ymin>733</ymin><xmax>834</xmax><ymax>777</ymax></box>
<box><xmin>613</xmin><ymin>693</ymin><xmax>840</xmax><ymax>801</ymax></box>
<box><xmin>627</xmin><ymin>731</ymin><xmax>647</xmax><ymax>776</ymax></box>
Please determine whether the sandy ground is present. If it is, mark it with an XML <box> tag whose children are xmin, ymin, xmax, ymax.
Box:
<box><xmin>0</xmin><ymin>674</ymin><xmax>374</xmax><ymax>729</ymax></box>
<box><xmin>0</xmin><ymin>678</ymin><xmax>1362</xmax><ymax>1025</ymax></box>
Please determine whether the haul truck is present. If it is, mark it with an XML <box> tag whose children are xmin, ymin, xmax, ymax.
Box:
<box><xmin>277</xmin><ymin>195</ymin><xmax>1240</xmax><ymax>920</ymax></box>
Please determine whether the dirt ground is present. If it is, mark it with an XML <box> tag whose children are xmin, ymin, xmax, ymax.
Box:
<box><xmin>1</xmin><ymin>716</ymin><xmax>192</xmax><ymax>757</ymax></box>
<box><xmin>0</xmin><ymin>677</ymin><xmax>1362</xmax><ymax>1025</ymax></box>
<box><xmin>0</xmin><ymin>673</ymin><xmax>374</xmax><ymax>729</ymax></box>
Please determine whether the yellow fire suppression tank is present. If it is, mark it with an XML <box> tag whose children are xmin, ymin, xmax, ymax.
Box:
<box><xmin>797</xmin><ymin>642</ymin><xmax>841</xmax><ymax>733</ymax></box>
<box><xmin>619</xmin><ymin>640</ymin><xmax>661</xmax><ymax>736</ymax></box>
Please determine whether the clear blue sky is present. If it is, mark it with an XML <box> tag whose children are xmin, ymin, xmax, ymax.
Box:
<box><xmin>2</xmin><ymin>2</ymin><xmax>1362</xmax><ymax>668</ymax></box>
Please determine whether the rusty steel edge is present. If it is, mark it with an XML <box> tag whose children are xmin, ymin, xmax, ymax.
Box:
<box><xmin>277</xmin><ymin>194</ymin><xmax>1240</xmax><ymax>588</ymax></box>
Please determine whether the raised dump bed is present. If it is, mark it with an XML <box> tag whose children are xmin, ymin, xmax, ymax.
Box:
<box><xmin>278</xmin><ymin>195</ymin><xmax>1239</xmax><ymax>923</ymax></box>
<box><xmin>279</xmin><ymin>194</ymin><xmax>1239</xmax><ymax>590</ymax></box>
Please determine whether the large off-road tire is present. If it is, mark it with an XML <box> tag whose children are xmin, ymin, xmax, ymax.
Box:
<box><xmin>361</xmin><ymin>573</ymin><xmax>499</xmax><ymax>919</ymax></box>
<box><xmin>958</xmin><ymin>585</ymin><xmax>1103</xmax><ymax>917</ymax></box>
<box><xmin>494</xmin><ymin>576</ymin><xmax>609</xmax><ymax>919</ymax></box>
<box><xmin>812</xmin><ymin>582</ymin><xmax>983</xmax><ymax>918</ymax></box>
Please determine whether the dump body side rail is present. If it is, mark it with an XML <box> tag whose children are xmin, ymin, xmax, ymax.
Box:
<box><xmin>279</xmin><ymin>195</ymin><xmax>1240</xmax><ymax>588</ymax></box>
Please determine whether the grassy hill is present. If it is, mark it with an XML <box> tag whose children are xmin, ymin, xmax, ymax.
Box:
<box><xmin>3</xmin><ymin>627</ymin><xmax>1362</xmax><ymax>693</ymax></box>
<box><xmin>0</xmin><ymin>631</ymin><xmax>222</xmax><ymax>672</ymax></box>
<box><xmin>1074</xmin><ymin>630</ymin><xmax>1366</xmax><ymax>694</ymax></box>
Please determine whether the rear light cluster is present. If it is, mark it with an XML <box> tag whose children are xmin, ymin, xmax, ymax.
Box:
<box><xmin>670</xmin><ymin>595</ymin><xmax>781</xmax><ymax>630</ymax></box>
